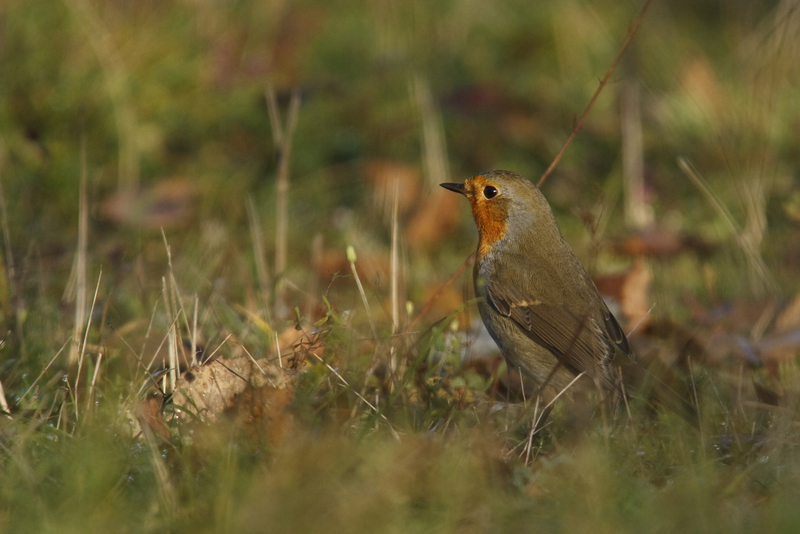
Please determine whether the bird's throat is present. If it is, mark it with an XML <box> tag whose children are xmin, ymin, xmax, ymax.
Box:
<box><xmin>471</xmin><ymin>201</ymin><xmax>508</xmax><ymax>260</ymax></box>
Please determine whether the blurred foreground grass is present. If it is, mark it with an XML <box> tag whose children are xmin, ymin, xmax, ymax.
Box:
<box><xmin>2</xmin><ymin>0</ymin><xmax>800</xmax><ymax>531</ymax></box>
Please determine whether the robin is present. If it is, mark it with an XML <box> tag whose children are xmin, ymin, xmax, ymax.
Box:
<box><xmin>441</xmin><ymin>170</ymin><xmax>696</xmax><ymax>424</ymax></box>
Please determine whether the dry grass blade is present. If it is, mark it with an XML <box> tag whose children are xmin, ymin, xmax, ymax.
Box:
<box><xmin>678</xmin><ymin>157</ymin><xmax>778</xmax><ymax>296</ymax></box>
<box><xmin>203</xmin><ymin>333</ymin><xmax>233</xmax><ymax>364</ymax></box>
<box><xmin>161</xmin><ymin>229</ymin><xmax>193</xmax><ymax>353</ymax></box>
<box><xmin>65</xmin><ymin>0</ymin><xmax>139</xmax><ymax>191</ymax></box>
<box><xmin>19</xmin><ymin>338</ymin><xmax>71</xmax><ymax>403</ymax></box>
<box><xmin>311</xmin><ymin>352</ymin><xmax>400</xmax><ymax>441</ymax></box>
<box><xmin>347</xmin><ymin>245</ymin><xmax>378</xmax><ymax>341</ymax></box>
<box><xmin>390</xmin><ymin>180</ymin><xmax>400</xmax><ymax>335</ymax></box>
<box><xmin>0</xmin><ymin>144</ymin><xmax>16</xmax><ymax>320</ymax></box>
<box><xmin>68</xmin><ymin>137</ymin><xmax>89</xmax><ymax>367</ymax></box>
<box><xmin>412</xmin><ymin>74</ymin><xmax>451</xmax><ymax>187</ymax></box>
<box><xmin>621</xmin><ymin>78</ymin><xmax>653</xmax><ymax>228</ymax></box>
<box><xmin>247</xmin><ymin>195</ymin><xmax>271</xmax><ymax>311</ymax></box>
<box><xmin>86</xmin><ymin>352</ymin><xmax>103</xmax><ymax>412</ymax></box>
<box><xmin>160</xmin><ymin>276</ymin><xmax>177</xmax><ymax>393</ymax></box>
<box><xmin>523</xmin><ymin>396</ymin><xmax>541</xmax><ymax>464</ymax></box>
<box><xmin>389</xmin><ymin>181</ymin><xmax>401</xmax><ymax>374</ymax></box>
<box><xmin>73</xmin><ymin>268</ymin><xmax>102</xmax><ymax>423</ymax></box>
<box><xmin>532</xmin><ymin>372</ymin><xmax>586</xmax><ymax>433</ymax></box>
<box><xmin>191</xmin><ymin>294</ymin><xmax>199</xmax><ymax>368</ymax></box>
<box><xmin>266</xmin><ymin>86</ymin><xmax>301</xmax><ymax>319</ymax></box>
<box><xmin>0</xmin><ymin>377</ymin><xmax>11</xmax><ymax>418</ymax></box>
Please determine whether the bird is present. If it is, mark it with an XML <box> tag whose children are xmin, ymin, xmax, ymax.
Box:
<box><xmin>440</xmin><ymin>170</ymin><xmax>697</xmax><ymax>425</ymax></box>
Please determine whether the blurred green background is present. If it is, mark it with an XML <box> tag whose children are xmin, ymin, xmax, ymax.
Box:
<box><xmin>1</xmin><ymin>0</ymin><xmax>800</xmax><ymax>532</ymax></box>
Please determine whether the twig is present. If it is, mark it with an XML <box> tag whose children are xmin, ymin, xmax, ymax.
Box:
<box><xmin>538</xmin><ymin>0</ymin><xmax>654</xmax><ymax>188</ymax></box>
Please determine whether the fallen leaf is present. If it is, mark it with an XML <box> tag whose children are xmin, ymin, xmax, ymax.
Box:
<box><xmin>100</xmin><ymin>177</ymin><xmax>197</xmax><ymax>230</ymax></box>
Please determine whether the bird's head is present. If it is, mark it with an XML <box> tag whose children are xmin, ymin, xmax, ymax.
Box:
<box><xmin>441</xmin><ymin>170</ymin><xmax>547</xmax><ymax>260</ymax></box>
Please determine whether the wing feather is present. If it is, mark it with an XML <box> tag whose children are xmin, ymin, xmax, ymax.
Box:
<box><xmin>485</xmin><ymin>280</ymin><xmax>627</xmax><ymax>392</ymax></box>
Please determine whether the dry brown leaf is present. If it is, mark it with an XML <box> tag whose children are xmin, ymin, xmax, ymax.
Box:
<box><xmin>593</xmin><ymin>258</ymin><xmax>652</xmax><ymax>330</ymax></box>
<box><xmin>681</xmin><ymin>56</ymin><xmax>725</xmax><ymax>119</ymax></box>
<box><xmin>418</xmin><ymin>281</ymin><xmax>470</xmax><ymax>327</ymax></box>
<box><xmin>172</xmin><ymin>357</ymin><xmax>293</xmax><ymax>424</ymax></box>
<box><xmin>775</xmin><ymin>293</ymin><xmax>800</xmax><ymax>332</ymax></box>
<box><xmin>759</xmin><ymin>295</ymin><xmax>800</xmax><ymax>364</ymax></box>
<box><xmin>100</xmin><ymin>177</ymin><xmax>197</xmax><ymax>229</ymax></box>
<box><xmin>610</xmin><ymin>226</ymin><xmax>713</xmax><ymax>258</ymax></box>
<box><xmin>406</xmin><ymin>189</ymin><xmax>462</xmax><ymax>253</ymax></box>
<box><xmin>365</xmin><ymin>160</ymin><xmax>422</xmax><ymax>217</ymax></box>
<box><xmin>136</xmin><ymin>396</ymin><xmax>172</xmax><ymax>440</ymax></box>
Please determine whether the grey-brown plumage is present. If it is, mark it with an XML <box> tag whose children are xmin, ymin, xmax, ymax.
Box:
<box><xmin>441</xmin><ymin>170</ymin><xmax>696</xmax><ymax>424</ymax></box>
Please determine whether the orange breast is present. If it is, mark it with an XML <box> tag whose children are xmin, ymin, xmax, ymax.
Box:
<box><xmin>466</xmin><ymin>175</ymin><xmax>508</xmax><ymax>260</ymax></box>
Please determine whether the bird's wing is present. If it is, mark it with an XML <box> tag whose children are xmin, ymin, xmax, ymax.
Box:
<box><xmin>485</xmin><ymin>280</ymin><xmax>629</xmax><ymax>391</ymax></box>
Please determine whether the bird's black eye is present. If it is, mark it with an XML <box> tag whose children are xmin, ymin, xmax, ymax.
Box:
<box><xmin>483</xmin><ymin>186</ymin><xmax>498</xmax><ymax>199</ymax></box>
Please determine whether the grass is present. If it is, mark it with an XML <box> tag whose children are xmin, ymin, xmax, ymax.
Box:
<box><xmin>2</xmin><ymin>0</ymin><xmax>800</xmax><ymax>531</ymax></box>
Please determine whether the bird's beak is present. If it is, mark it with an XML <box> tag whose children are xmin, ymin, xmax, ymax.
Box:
<box><xmin>440</xmin><ymin>182</ymin><xmax>467</xmax><ymax>195</ymax></box>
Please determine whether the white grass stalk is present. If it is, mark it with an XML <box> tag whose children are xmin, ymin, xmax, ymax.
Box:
<box><xmin>0</xmin><ymin>377</ymin><xmax>11</xmax><ymax>418</ymax></box>
<box><xmin>275</xmin><ymin>330</ymin><xmax>283</xmax><ymax>369</ymax></box>
<box><xmin>524</xmin><ymin>396</ymin><xmax>541</xmax><ymax>464</ymax></box>
<box><xmin>160</xmin><ymin>275</ymin><xmax>178</xmax><ymax>393</ymax></box>
<box><xmin>74</xmin><ymin>268</ymin><xmax>102</xmax><ymax>423</ymax></box>
<box><xmin>168</xmin><ymin>325</ymin><xmax>178</xmax><ymax>394</ymax></box>
<box><xmin>86</xmin><ymin>352</ymin><xmax>103</xmax><ymax>412</ymax></box>
<box><xmin>68</xmin><ymin>138</ymin><xmax>89</xmax><ymax>367</ymax></box>
<box><xmin>532</xmin><ymin>372</ymin><xmax>586</xmax><ymax>433</ymax></box>
<box><xmin>621</xmin><ymin>77</ymin><xmax>653</xmax><ymax>228</ymax></box>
